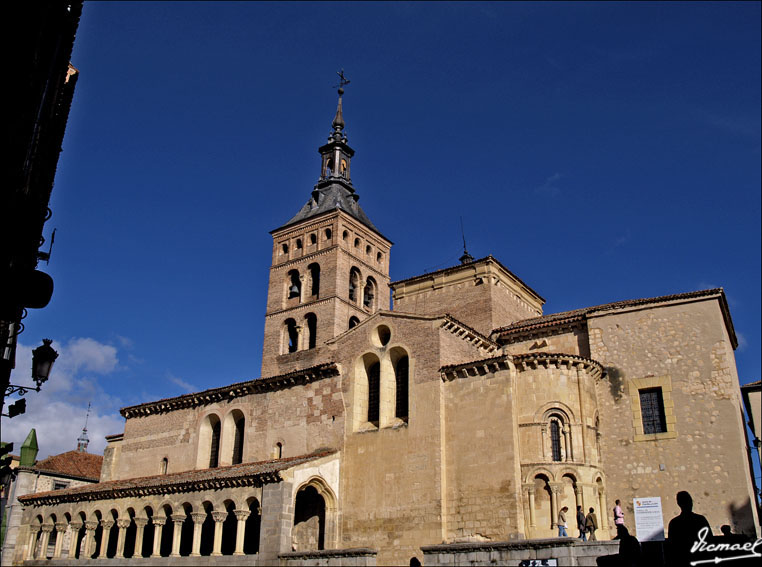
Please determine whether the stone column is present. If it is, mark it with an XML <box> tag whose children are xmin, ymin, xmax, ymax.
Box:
<box><xmin>190</xmin><ymin>513</ymin><xmax>207</xmax><ymax>557</ymax></box>
<box><xmin>98</xmin><ymin>519</ymin><xmax>114</xmax><ymax>558</ymax></box>
<box><xmin>170</xmin><ymin>514</ymin><xmax>185</xmax><ymax>557</ymax></box>
<box><xmin>563</xmin><ymin>426</ymin><xmax>573</xmax><ymax>461</ymax></box>
<box><xmin>53</xmin><ymin>522</ymin><xmax>68</xmax><ymax>558</ymax></box>
<box><xmin>523</xmin><ymin>484</ymin><xmax>536</xmax><ymax>537</ymax></box>
<box><xmin>540</xmin><ymin>425</ymin><xmax>548</xmax><ymax>460</ymax></box>
<box><xmin>574</xmin><ymin>486</ymin><xmax>584</xmax><ymax>509</ymax></box>
<box><xmin>150</xmin><ymin>517</ymin><xmax>166</xmax><ymax>558</ymax></box>
<box><xmin>83</xmin><ymin>521</ymin><xmax>98</xmax><ymax>559</ymax></box>
<box><xmin>598</xmin><ymin>487</ymin><xmax>609</xmax><ymax>531</ymax></box>
<box><xmin>210</xmin><ymin>511</ymin><xmax>227</xmax><ymax>556</ymax></box>
<box><xmin>67</xmin><ymin>522</ymin><xmax>82</xmax><ymax>559</ymax></box>
<box><xmin>233</xmin><ymin>509</ymin><xmax>250</xmax><ymax>555</ymax></box>
<box><xmin>133</xmin><ymin>518</ymin><xmax>148</xmax><ymax>558</ymax></box>
<box><xmin>116</xmin><ymin>519</ymin><xmax>131</xmax><ymax>557</ymax></box>
<box><xmin>39</xmin><ymin>524</ymin><xmax>54</xmax><ymax>559</ymax></box>
<box><xmin>549</xmin><ymin>484</ymin><xmax>561</xmax><ymax>528</ymax></box>
<box><xmin>259</xmin><ymin>481</ymin><xmax>294</xmax><ymax>564</ymax></box>
<box><xmin>25</xmin><ymin>526</ymin><xmax>40</xmax><ymax>560</ymax></box>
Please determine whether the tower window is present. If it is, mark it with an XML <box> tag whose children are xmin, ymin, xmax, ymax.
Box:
<box><xmin>160</xmin><ymin>458</ymin><xmax>168</xmax><ymax>475</ymax></box>
<box><xmin>348</xmin><ymin>316</ymin><xmax>360</xmax><ymax>329</ymax></box>
<box><xmin>340</xmin><ymin>159</ymin><xmax>348</xmax><ymax>177</ymax></box>
<box><xmin>287</xmin><ymin>270</ymin><xmax>301</xmax><ymax>300</ymax></box>
<box><xmin>296</xmin><ymin>239</ymin><xmax>303</xmax><ymax>249</ymax></box>
<box><xmin>376</xmin><ymin>252</ymin><xmax>383</xmax><ymax>263</ymax></box>
<box><xmin>367</xmin><ymin>361</ymin><xmax>380</xmax><ymax>425</ymax></box>
<box><xmin>282</xmin><ymin>243</ymin><xmax>289</xmax><ymax>254</ymax></box>
<box><xmin>309</xmin><ymin>233</ymin><xmax>317</xmax><ymax>245</ymax></box>
<box><xmin>639</xmin><ymin>388</ymin><xmax>667</xmax><ymax>434</ymax></box>
<box><xmin>365</xmin><ymin>244</ymin><xmax>371</xmax><ymax>255</ymax></box>
<box><xmin>342</xmin><ymin>230</ymin><xmax>348</xmax><ymax>241</ymax></box>
<box><xmin>349</xmin><ymin>268</ymin><xmax>361</xmax><ymax>302</ymax></box>
<box><xmin>308</xmin><ymin>263</ymin><xmax>320</xmax><ymax>297</ymax></box>
<box><xmin>305</xmin><ymin>313</ymin><xmax>317</xmax><ymax>349</ymax></box>
<box><xmin>325</xmin><ymin>228</ymin><xmax>332</xmax><ymax>240</ymax></box>
<box><xmin>285</xmin><ymin>318</ymin><xmax>299</xmax><ymax>353</ymax></box>
<box><xmin>363</xmin><ymin>277</ymin><xmax>376</xmax><ymax>309</ymax></box>
<box><xmin>354</xmin><ymin>238</ymin><xmax>360</xmax><ymax>248</ymax></box>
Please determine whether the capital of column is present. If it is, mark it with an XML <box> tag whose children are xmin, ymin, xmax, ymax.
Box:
<box><xmin>41</xmin><ymin>524</ymin><xmax>55</xmax><ymax>533</ymax></box>
<box><xmin>69</xmin><ymin>521</ymin><xmax>83</xmax><ymax>531</ymax></box>
<box><xmin>233</xmin><ymin>509</ymin><xmax>250</xmax><ymax>521</ymax></box>
<box><xmin>134</xmin><ymin>518</ymin><xmax>148</xmax><ymax>528</ymax></box>
<box><xmin>84</xmin><ymin>521</ymin><xmax>99</xmax><ymax>531</ymax></box>
<box><xmin>171</xmin><ymin>514</ymin><xmax>186</xmax><ymax>525</ymax></box>
<box><xmin>117</xmin><ymin>519</ymin><xmax>131</xmax><ymax>529</ymax></box>
<box><xmin>191</xmin><ymin>512</ymin><xmax>207</xmax><ymax>525</ymax></box>
<box><xmin>101</xmin><ymin>519</ymin><xmax>115</xmax><ymax>530</ymax></box>
<box><xmin>574</xmin><ymin>486</ymin><xmax>583</xmax><ymax>495</ymax></box>
<box><xmin>151</xmin><ymin>517</ymin><xmax>167</xmax><ymax>527</ymax></box>
<box><xmin>55</xmin><ymin>522</ymin><xmax>68</xmax><ymax>533</ymax></box>
<box><xmin>211</xmin><ymin>511</ymin><xmax>228</xmax><ymax>523</ymax></box>
<box><xmin>549</xmin><ymin>483</ymin><xmax>563</xmax><ymax>495</ymax></box>
<box><xmin>522</xmin><ymin>483</ymin><xmax>536</xmax><ymax>495</ymax></box>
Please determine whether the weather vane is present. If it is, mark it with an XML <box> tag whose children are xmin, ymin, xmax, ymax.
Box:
<box><xmin>335</xmin><ymin>69</ymin><xmax>350</xmax><ymax>95</ymax></box>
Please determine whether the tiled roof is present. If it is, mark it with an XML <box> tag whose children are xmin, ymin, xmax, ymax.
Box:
<box><xmin>19</xmin><ymin>450</ymin><xmax>337</xmax><ymax>506</ymax></box>
<box><xmin>120</xmin><ymin>362</ymin><xmax>339</xmax><ymax>418</ymax></box>
<box><xmin>27</xmin><ymin>450</ymin><xmax>103</xmax><ymax>482</ymax></box>
<box><xmin>490</xmin><ymin>288</ymin><xmax>737</xmax><ymax>348</ymax></box>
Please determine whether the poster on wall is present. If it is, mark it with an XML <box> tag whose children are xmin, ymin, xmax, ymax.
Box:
<box><xmin>633</xmin><ymin>497</ymin><xmax>665</xmax><ymax>541</ymax></box>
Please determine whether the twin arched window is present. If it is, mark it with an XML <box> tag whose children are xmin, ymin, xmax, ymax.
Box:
<box><xmin>359</xmin><ymin>346</ymin><xmax>410</xmax><ymax>429</ymax></box>
<box><xmin>199</xmin><ymin>410</ymin><xmax>246</xmax><ymax>469</ymax></box>
<box><xmin>546</xmin><ymin>412</ymin><xmax>571</xmax><ymax>462</ymax></box>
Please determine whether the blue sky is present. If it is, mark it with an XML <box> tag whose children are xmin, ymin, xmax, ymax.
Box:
<box><xmin>5</xmin><ymin>2</ymin><xmax>760</xmax><ymax>462</ymax></box>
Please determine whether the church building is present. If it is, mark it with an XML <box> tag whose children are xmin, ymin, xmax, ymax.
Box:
<box><xmin>11</xmin><ymin>87</ymin><xmax>759</xmax><ymax>566</ymax></box>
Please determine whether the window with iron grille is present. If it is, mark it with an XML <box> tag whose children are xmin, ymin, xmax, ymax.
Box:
<box><xmin>639</xmin><ymin>387</ymin><xmax>667</xmax><ymax>434</ymax></box>
<box><xmin>550</xmin><ymin>419</ymin><xmax>562</xmax><ymax>461</ymax></box>
<box><xmin>367</xmin><ymin>362</ymin><xmax>380</xmax><ymax>424</ymax></box>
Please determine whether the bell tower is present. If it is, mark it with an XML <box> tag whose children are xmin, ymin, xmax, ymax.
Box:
<box><xmin>261</xmin><ymin>76</ymin><xmax>392</xmax><ymax>377</ymax></box>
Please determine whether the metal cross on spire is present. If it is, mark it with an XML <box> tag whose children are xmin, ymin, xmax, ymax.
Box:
<box><xmin>335</xmin><ymin>69</ymin><xmax>350</xmax><ymax>95</ymax></box>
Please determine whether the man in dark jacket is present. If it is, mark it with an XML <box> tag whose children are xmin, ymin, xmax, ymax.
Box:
<box><xmin>577</xmin><ymin>505</ymin><xmax>587</xmax><ymax>541</ymax></box>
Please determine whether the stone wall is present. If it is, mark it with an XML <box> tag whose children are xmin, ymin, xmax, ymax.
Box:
<box><xmin>591</xmin><ymin>297</ymin><xmax>760</xmax><ymax>538</ymax></box>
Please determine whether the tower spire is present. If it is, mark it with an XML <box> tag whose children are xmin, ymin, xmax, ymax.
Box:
<box><xmin>77</xmin><ymin>402</ymin><xmax>91</xmax><ymax>452</ymax></box>
<box><xmin>459</xmin><ymin>217</ymin><xmax>474</xmax><ymax>264</ymax></box>
<box><xmin>331</xmin><ymin>69</ymin><xmax>350</xmax><ymax>139</ymax></box>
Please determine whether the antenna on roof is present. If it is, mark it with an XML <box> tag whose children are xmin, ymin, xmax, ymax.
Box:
<box><xmin>77</xmin><ymin>402</ymin><xmax>91</xmax><ymax>452</ymax></box>
<box><xmin>459</xmin><ymin>217</ymin><xmax>474</xmax><ymax>264</ymax></box>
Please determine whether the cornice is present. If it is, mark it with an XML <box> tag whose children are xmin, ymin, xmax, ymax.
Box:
<box><xmin>512</xmin><ymin>352</ymin><xmax>603</xmax><ymax>378</ymax></box>
<box><xmin>440</xmin><ymin>354</ymin><xmax>512</xmax><ymax>381</ymax></box>
<box><xmin>119</xmin><ymin>363</ymin><xmax>339</xmax><ymax>418</ymax></box>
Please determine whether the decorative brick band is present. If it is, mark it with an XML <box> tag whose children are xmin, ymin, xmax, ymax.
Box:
<box><xmin>120</xmin><ymin>363</ymin><xmax>339</xmax><ymax>418</ymax></box>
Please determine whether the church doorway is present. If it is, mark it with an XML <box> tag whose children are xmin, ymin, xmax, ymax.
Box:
<box><xmin>292</xmin><ymin>485</ymin><xmax>326</xmax><ymax>550</ymax></box>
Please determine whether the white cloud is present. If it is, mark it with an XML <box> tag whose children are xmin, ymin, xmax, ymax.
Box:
<box><xmin>167</xmin><ymin>373</ymin><xmax>198</xmax><ymax>393</ymax></box>
<box><xmin>535</xmin><ymin>172</ymin><xmax>562</xmax><ymax>196</ymax></box>
<box><xmin>736</xmin><ymin>332</ymin><xmax>748</xmax><ymax>352</ymax></box>
<box><xmin>2</xmin><ymin>338</ymin><xmax>126</xmax><ymax>459</ymax></box>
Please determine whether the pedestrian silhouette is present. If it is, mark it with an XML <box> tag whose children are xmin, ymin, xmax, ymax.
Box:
<box><xmin>666</xmin><ymin>491</ymin><xmax>711</xmax><ymax>567</ymax></box>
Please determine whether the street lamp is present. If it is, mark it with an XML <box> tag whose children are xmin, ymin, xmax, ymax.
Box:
<box><xmin>31</xmin><ymin>338</ymin><xmax>58</xmax><ymax>388</ymax></box>
<box><xmin>3</xmin><ymin>339</ymin><xmax>58</xmax><ymax>398</ymax></box>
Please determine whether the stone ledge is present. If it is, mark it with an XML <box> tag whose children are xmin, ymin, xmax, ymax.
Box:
<box><xmin>280</xmin><ymin>547</ymin><xmax>377</xmax><ymax>558</ymax></box>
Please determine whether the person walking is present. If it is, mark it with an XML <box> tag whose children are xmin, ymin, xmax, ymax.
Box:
<box><xmin>585</xmin><ymin>507</ymin><xmax>599</xmax><ymax>541</ymax></box>
<box><xmin>576</xmin><ymin>505</ymin><xmax>587</xmax><ymax>541</ymax></box>
<box><xmin>613</xmin><ymin>499</ymin><xmax>625</xmax><ymax>539</ymax></box>
<box><xmin>558</xmin><ymin>506</ymin><xmax>569</xmax><ymax>537</ymax></box>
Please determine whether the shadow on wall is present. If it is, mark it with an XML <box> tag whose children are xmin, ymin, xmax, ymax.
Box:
<box><xmin>727</xmin><ymin>497</ymin><xmax>758</xmax><ymax>537</ymax></box>
<box><xmin>605</xmin><ymin>367</ymin><xmax>625</xmax><ymax>402</ymax></box>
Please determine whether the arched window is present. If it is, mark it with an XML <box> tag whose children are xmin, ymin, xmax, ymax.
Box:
<box><xmin>394</xmin><ymin>355</ymin><xmax>409</xmax><ymax>421</ymax></box>
<box><xmin>308</xmin><ymin>263</ymin><xmax>320</xmax><ymax>298</ymax></box>
<box><xmin>305</xmin><ymin>313</ymin><xmax>317</xmax><ymax>350</ymax></box>
<box><xmin>281</xmin><ymin>243</ymin><xmax>289</xmax><ymax>255</ymax></box>
<box><xmin>550</xmin><ymin>417</ymin><xmax>562</xmax><ymax>462</ymax></box>
<box><xmin>295</xmin><ymin>238</ymin><xmax>303</xmax><ymax>250</ymax></box>
<box><xmin>376</xmin><ymin>252</ymin><xmax>383</xmax><ymax>263</ymax></box>
<box><xmin>284</xmin><ymin>318</ymin><xmax>298</xmax><ymax>353</ymax></box>
<box><xmin>367</xmin><ymin>361</ymin><xmax>380</xmax><ymax>425</ymax></box>
<box><xmin>325</xmin><ymin>158</ymin><xmax>334</xmax><ymax>177</ymax></box>
<box><xmin>340</xmin><ymin>159</ymin><xmax>348</xmax><ymax>177</ymax></box>
<box><xmin>275</xmin><ymin>442</ymin><xmax>283</xmax><ymax>459</ymax></box>
<box><xmin>309</xmin><ymin>233</ymin><xmax>317</xmax><ymax>245</ymax></box>
<box><xmin>209</xmin><ymin>418</ymin><xmax>221</xmax><ymax>468</ymax></box>
<box><xmin>232</xmin><ymin>413</ymin><xmax>245</xmax><ymax>465</ymax></box>
<box><xmin>353</xmin><ymin>237</ymin><xmax>360</xmax><ymax>248</ymax></box>
<box><xmin>287</xmin><ymin>270</ymin><xmax>301</xmax><ymax>300</ymax></box>
<box><xmin>342</xmin><ymin>230</ymin><xmax>348</xmax><ymax>241</ymax></box>
<box><xmin>349</xmin><ymin>268</ymin><xmax>361</xmax><ymax>303</ymax></box>
<box><xmin>348</xmin><ymin>316</ymin><xmax>360</xmax><ymax>329</ymax></box>
<box><xmin>363</xmin><ymin>277</ymin><xmax>376</xmax><ymax>310</ymax></box>
<box><xmin>160</xmin><ymin>458</ymin><xmax>168</xmax><ymax>475</ymax></box>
